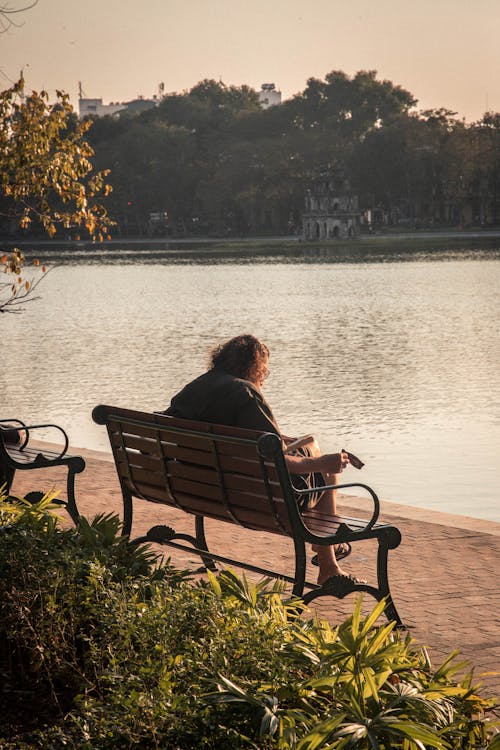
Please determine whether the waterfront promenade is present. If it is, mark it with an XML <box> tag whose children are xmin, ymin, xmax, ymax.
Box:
<box><xmin>4</xmin><ymin>228</ymin><xmax>500</xmax><ymax>257</ymax></box>
<box><xmin>11</xmin><ymin>444</ymin><xmax>500</xmax><ymax>700</ymax></box>
<box><xmin>6</xmin><ymin>229</ymin><xmax>500</xmax><ymax>246</ymax></box>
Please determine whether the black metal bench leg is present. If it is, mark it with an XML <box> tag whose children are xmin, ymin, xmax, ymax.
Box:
<box><xmin>122</xmin><ymin>485</ymin><xmax>133</xmax><ymax>537</ymax></box>
<box><xmin>65</xmin><ymin>468</ymin><xmax>80</xmax><ymax>526</ymax></box>
<box><xmin>292</xmin><ymin>537</ymin><xmax>307</xmax><ymax>597</ymax></box>
<box><xmin>195</xmin><ymin>515</ymin><xmax>218</xmax><ymax>572</ymax></box>
<box><xmin>0</xmin><ymin>465</ymin><xmax>15</xmax><ymax>496</ymax></box>
<box><xmin>377</xmin><ymin>540</ymin><xmax>404</xmax><ymax>627</ymax></box>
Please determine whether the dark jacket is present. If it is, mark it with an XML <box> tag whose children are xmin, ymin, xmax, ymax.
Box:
<box><xmin>164</xmin><ymin>368</ymin><xmax>280</xmax><ymax>434</ymax></box>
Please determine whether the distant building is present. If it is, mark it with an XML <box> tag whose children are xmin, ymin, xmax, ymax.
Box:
<box><xmin>123</xmin><ymin>97</ymin><xmax>160</xmax><ymax>114</ymax></box>
<box><xmin>78</xmin><ymin>98</ymin><xmax>126</xmax><ymax>118</ymax></box>
<box><xmin>258</xmin><ymin>83</ymin><xmax>281</xmax><ymax>109</ymax></box>
<box><xmin>302</xmin><ymin>171</ymin><xmax>361</xmax><ymax>240</ymax></box>
<box><xmin>78</xmin><ymin>83</ymin><xmax>160</xmax><ymax>118</ymax></box>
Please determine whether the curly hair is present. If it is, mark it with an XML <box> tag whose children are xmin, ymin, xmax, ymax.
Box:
<box><xmin>209</xmin><ymin>334</ymin><xmax>269</xmax><ymax>380</ymax></box>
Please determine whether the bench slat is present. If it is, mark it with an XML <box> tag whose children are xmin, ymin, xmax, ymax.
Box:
<box><xmin>112</xmin><ymin>442</ymin><xmax>281</xmax><ymax>482</ymax></box>
<box><xmin>158</xmin><ymin>488</ymin><xmax>292</xmax><ymax>534</ymax></box>
<box><xmin>4</xmin><ymin>446</ymin><xmax>76</xmax><ymax>466</ymax></box>
<box><xmin>117</xmin><ymin>459</ymin><xmax>283</xmax><ymax>498</ymax></box>
<box><xmin>104</xmin><ymin>408</ymin><xmax>266</xmax><ymax>443</ymax></box>
<box><xmin>303</xmin><ymin>510</ymin><xmax>374</xmax><ymax>536</ymax></box>
<box><xmin>124</xmin><ymin>466</ymin><xmax>291</xmax><ymax>533</ymax></box>
<box><xmin>110</xmin><ymin>432</ymin><xmax>265</xmax><ymax>469</ymax></box>
<box><xmin>167</xmin><ymin>459</ymin><xmax>283</xmax><ymax>496</ymax></box>
<box><xmin>109</xmin><ymin>422</ymin><xmax>262</xmax><ymax>460</ymax></box>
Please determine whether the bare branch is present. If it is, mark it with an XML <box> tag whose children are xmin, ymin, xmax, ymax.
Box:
<box><xmin>1</xmin><ymin>1</ymin><xmax>38</xmax><ymax>12</ymax></box>
<box><xmin>0</xmin><ymin>264</ymin><xmax>53</xmax><ymax>313</ymax></box>
<box><xmin>0</xmin><ymin>1</ymin><xmax>38</xmax><ymax>33</ymax></box>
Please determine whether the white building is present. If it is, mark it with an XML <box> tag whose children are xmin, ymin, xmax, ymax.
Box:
<box><xmin>78</xmin><ymin>98</ymin><xmax>126</xmax><ymax>118</ymax></box>
<box><xmin>78</xmin><ymin>82</ymin><xmax>161</xmax><ymax>118</ymax></box>
<box><xmin>258</xmin><ymin>83</ymin><xmax>281</xmax><ymax>109</ymax></box>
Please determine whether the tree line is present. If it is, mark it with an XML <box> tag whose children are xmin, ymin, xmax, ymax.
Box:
<box><xmin>86</xmin><ymin>71</ymin><xmax>500</xmax><ymax>238</ymax></box>
<box><xmin>2</xmin><ymin>69</ymin><xmax>500</xmax><ymax>241</ymax></box>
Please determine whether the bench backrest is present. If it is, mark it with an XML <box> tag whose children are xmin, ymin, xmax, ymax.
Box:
<box><xmin>92</xmin><ymin>405</ymin><xmax>299</xmax><ymax>536</ymax></box>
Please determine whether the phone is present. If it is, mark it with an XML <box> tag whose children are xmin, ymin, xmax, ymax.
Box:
<box><xmin>342</xmin><ymin>449</ymin><xmax>364</xmax><ymax>469</ymax></box>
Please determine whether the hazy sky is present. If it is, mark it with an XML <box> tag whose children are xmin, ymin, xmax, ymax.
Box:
<box><xmin>1</xmin><ymin>0</ymin><xmax>498</xmax><ymax>121</ymax></box>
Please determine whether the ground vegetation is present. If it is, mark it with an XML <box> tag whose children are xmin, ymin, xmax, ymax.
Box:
<box><xmin>0</xmin><ymin>493</ymin><xmax>498</xmax><ymax>749</ymax></box>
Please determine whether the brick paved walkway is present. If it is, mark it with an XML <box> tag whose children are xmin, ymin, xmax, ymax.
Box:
<box><xmin>10</xmin><ymin>446</ymin><xmax>500</xmax><ymax>700</ymax></box>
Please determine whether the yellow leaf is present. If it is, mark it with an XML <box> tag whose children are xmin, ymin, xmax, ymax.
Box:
<box><xmin>33</xmin><ymin>258</ymin><xmax>40</xmax><ymax>266</ymax></box>
<box><xmin>25</xmin><ymin>280</ymin><xmax>30</xmax><ymax>291</ymax></box>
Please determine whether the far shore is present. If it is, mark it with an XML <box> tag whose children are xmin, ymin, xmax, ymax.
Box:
<box><xmin>3</xmin><ymin>228</ymin><xmax>500</xmax><ymax>256</ymax></box>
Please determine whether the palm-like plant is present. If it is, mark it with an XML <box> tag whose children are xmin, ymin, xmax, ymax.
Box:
<box><xmin>205</xmin><ymin>596</ymin><xmax>498</xmax><ymax>749</ymax></box>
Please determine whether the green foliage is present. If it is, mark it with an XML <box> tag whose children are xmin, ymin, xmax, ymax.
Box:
<box><xmin>294</xmin><ymin>69</ymin><xmax>416</xmax><ymax>135</ymax></box>
<box><xmin>0</xmin><ymin>77</ymin><xmax>113</xmax><ymax>239</ymax></box>
<box><xmin>0</xmin><ymin>495</ymin><xmax>497</xmax><ymax>749</ymax></box>
<box><xmin>85</xmin><ymin>69</ymin><xmax>500</xmax><ymax>239</ymax></box>
<box><xmin>0</xmin><ymin>76</ymin><xmax>114</xmax><ymax>312</ymax></box>
<box><xmin>87</xmin><ymin>70</ymin><xmax>422</xmax><ymax>238</ymax></box>
<box><xmin>206</xmin><ymin>598</ymin><xmax>499</xmax><ymax>749</ymax></box>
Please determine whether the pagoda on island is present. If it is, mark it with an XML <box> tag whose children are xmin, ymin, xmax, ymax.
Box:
<box><xmin>302</xmin><ymin>170</ymin><xmax>360</xmax><ymax>240</ymax></box>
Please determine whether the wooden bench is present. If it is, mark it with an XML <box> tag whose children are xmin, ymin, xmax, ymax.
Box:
<box><xmin>0</xmin><ymin>419</ymin><xmax>85</xmax><ymax>524</ymax></box>
<box><xmin>92</xmin><ymin>404</ymin><xmax>403</xmax><ymax>625</ymax></box>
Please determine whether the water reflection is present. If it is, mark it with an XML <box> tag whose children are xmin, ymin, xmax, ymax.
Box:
<box><xmin>2</xmin><ymin>250</ymin><xmax>500</xmax><ymax>521</ymax></box>
<box><xmin>18</xmin><ymin>240</ymin><xmax>500</xmax><ymax>266</ymax></box>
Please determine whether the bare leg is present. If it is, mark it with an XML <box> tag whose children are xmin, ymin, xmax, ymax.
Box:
<box><xmin>306</xmin><ymin>440</ymin><xmax>351</xmax><ymax>584</ymax></box>
<box><xmin>311</xmin><ymin>473</ymin><xmax>353</xmax><ymax>584</ymax></box>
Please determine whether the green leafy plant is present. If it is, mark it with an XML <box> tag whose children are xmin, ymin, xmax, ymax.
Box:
<box><xmin>205</xmin><ymin>596</ymin><xmax>498</xmax><ymax>748</ymax></box>
<box><xmin>0</xmin><ymin>496</ymin><xmax>497</xmax><ymax>749</ymax></box>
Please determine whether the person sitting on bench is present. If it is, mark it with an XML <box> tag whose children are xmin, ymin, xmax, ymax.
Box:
<box><xmin>164</xmin><ymin>333</ymin><xmax>360</xmax><ymax>585</ymax></box>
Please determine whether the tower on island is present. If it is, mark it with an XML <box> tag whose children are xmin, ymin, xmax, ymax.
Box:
<box><xmin>302</xmin><ymin>170</ymin><xmax>360</xmax><ymax>240</ymax></box>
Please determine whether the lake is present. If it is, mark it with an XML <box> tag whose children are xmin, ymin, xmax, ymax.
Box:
<box><xmin>3</xmin><ymin>243</ymin><xmax>500</xmax><ymax>522</ymax></box>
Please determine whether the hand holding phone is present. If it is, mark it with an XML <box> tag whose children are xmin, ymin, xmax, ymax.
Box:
<box><xmin>342</xmin><ymin>449</ymin><xmax>365</xmax><ymax>469</ymax></box>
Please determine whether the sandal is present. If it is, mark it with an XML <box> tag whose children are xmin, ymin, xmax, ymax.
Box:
<box><xmin>320</xmin><ymin>572</ymin><xmax>367</xmax><ymax>588</ymax></box>
<box><xmin>311</xmin><ymin>542</ymin><xmax>352</xmax><ymax>567</ymax></box>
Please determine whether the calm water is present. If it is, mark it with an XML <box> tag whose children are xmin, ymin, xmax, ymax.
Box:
<box><xmin>3</xmin><ymin>246</ymin><xmax>500</xmax><ymax>522</ymax></box>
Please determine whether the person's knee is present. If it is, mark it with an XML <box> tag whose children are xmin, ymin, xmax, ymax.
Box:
<box><xmin>308</xmin><ymin>438</ymin><xmax>321</xmax><ymax>456</ymax></box>
<box><xmin>324</xmin><ymin>471</ymin><xmax>340</xmax><ymax>483</ymax></box>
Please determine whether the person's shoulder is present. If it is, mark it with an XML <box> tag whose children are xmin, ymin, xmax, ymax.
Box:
<box><xmin>234</xmin><ymin>377</ymin><xmax>267</xmax><ymax>405</ymax></box>
<box><xmin>209</xmin><ymin>369</ymin><xmax>243</xmax><ymax>387</ymax></box>
<box><xmin>211</xmin><ymin>370</ymin><xmax>262</xmax><ymax>400</ymax></box>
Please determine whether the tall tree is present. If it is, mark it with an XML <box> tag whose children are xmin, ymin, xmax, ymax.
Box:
<box><xmin>0</xmin><ymin>78</ymin><xmax>113</xmax><ymax>312</ymax></box>
<box><xmin>292</xmin><ymin>69</ymin><xmax>416</xmax><ymax>137</ymax></box>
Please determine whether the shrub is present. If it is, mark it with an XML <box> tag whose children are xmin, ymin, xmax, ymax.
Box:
<box><xmin>0</xmin><ymin>494</ymin><xmax>498</xmax><ymax>749</ymax></box>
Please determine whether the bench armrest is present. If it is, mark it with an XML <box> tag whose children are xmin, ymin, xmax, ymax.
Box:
<box><xmin>294</xmin><ymin>481</ymin><xmax>380</xmax><ymax>530</ymax></box>
<box><xmin>0</xmin><ymin>422</ymin><xmax>69</xmax><ymax>460</ymax></box>
<box><xmin>0</xmin><ymin>419</ymin><xmax>29</xmax><ymax>450</ymax></box>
